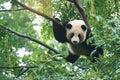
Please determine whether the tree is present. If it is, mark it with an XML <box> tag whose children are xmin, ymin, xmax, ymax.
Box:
<box><xmin>0</xmin><ymin>0</ymin><xmax>120</xmax><ymax>79</ymax></box>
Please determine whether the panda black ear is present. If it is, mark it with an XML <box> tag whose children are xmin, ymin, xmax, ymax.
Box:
<box><xmin>66</xmin><ymin>24</ymin><xmax>72</xmax><ymax>29</ymax></box>
<box><xmin>81</xmin><ymin>25</ymin><xmax>87</xmax><ymax>31</ymax></box>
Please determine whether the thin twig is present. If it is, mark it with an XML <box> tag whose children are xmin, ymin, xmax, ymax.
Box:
<box><xmin>0</xmin><ymin>66</ymin><xmax>37</xmax><ymax>78</ymax></box>
<box><xmin>0</xmin><ymin>66</ymin><xmax>39</xmax><ymax>69</ymax></box>
<box><xmin>0</xmin><ymin>25</ymin><xmax>60</xmax><ymax>54</ymax></box>
<box><xmin>0</xmin><ymin>9</ymin><xmax>25</xmax><ymax>12</ymax></box>
<box><xmin>16</xmin><ymin>68</ymin><xmax>29</xmax><ymax>78</ymax></box>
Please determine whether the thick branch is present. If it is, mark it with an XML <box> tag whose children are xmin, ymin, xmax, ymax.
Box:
<box><xmin>0</xmin><ymin>9</ymin><xmax>25</xmax><ymax>12</ymax></box>
<box><xmin>67</xmin><ymin>0</ymin><xmax>90</xmax><ymax>28</ymax></box>
<box><xmin>74</xmin><ymin>0</ymin><xmax>89</xmax><ymax>27</ymax></box>
<box><xmin>15</xmin><ymin>0</ymin><xmax>62</xmax><ymax>26</ymax></box>
<box><xmin>0</xmin><ymin>25</ymin><xmax>60</xmax><ymax>54</ymax></box>
<box><xmin>67</xmin><ymin>0</ymin><xmax>74</xmax><ymax>2</ymax></box>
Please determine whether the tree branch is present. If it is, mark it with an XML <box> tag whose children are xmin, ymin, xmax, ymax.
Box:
<box><xmin>74</xmin><ymin>0</ymin><xmax>89</xmax><ymax>26</ymax></box>
<box><xmin>67</xmin><ymin>0</ymin><xmax>90</xmax><ymax>29</ymax></box>
<box><xmin>0</xmin><ymin>66</ymin><xmax>38</xmax><ymax>78</ymax></box>
<box><xmin>15</xmin><ymin>0</ymin><xmax>62</xmax><ymax>26</ymax></box>
<box><xmin>16</xmin><ymin>68</ymin><xmax>29</xmax><ymax>78</ymax></box>
<box><xmin>0</xmin><ymin>25</ymin><xmax>60</xmax><ymax>54</ymax></box>
<box><xmin>0</xmin><ymin>9</ymin><xmax>25</xmax><ymax>12</ymax></box>
<box><xmin>0</xmin><ymin>66</ymin><xmax>38</xmax><ymax>69</ymax></box>
<box><xmin>67</xmin><ymin>0</ymin><xmax>74</xmax><ymax>2</ymax></box>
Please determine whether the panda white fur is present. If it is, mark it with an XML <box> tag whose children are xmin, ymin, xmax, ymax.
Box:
<box><xmin>66</xmin><ymin>20</ymin><xmax>89</xmax><ymax>55</ymax></box>
<box><xmin>53</xmin><ymin>18</ymin><xmax>103</xmax><ymax>63</ymax></box>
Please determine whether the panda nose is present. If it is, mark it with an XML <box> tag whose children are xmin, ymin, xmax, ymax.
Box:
<box><xmin>73</xmin><ymin>41</ymin><xmax>78</xmax><ymax>44</ymax></box>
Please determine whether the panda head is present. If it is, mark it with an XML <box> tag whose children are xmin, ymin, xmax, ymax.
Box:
<box><xmin>65</xmin><ymin>20</ymin><xmax>88</xmax><ymax>45</ymax></box>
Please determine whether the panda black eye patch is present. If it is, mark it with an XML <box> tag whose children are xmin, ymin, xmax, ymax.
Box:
<box><xmin>66</xmin><ymin>24</ymin><xmax>72</xmax><ymax>29</ymax></box>
<box><xmin>70</xmin><ymin>33</ymin><xmax>74</xmax><ymax>38</ymax></box>
<box><xmin>78</xmin><ymin>34</ymin><xmax>81</xmax><ymax>39</ymax></box>
<box><xmin>81</xmin><ymin>25</ymin><xmax>87</xmax><ymax>31</ymax></box>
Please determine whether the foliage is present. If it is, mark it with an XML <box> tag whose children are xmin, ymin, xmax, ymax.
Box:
<box><xmin>0</xmin><ymin>0</ymin><xmax>120</xmax><ymax>80</ymax></box>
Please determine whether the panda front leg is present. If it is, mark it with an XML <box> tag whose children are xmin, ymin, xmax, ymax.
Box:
<box><xmin>52</xmin><ymin>18</ymin><xmax>68</xmax><ymax>43</ymax></box>
<box><xmin>66</xmin><ymin>51</ymin><xmax>80</xmax><ymax>63</ymax></box>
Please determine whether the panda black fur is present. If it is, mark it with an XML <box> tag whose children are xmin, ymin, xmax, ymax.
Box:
<box><xmin>53</xmin><ymin>18</ymin><xmax>68</xmax><ymax>43</ymax></box>
<box><xmin>53</xmin><ymin>18</ymin><xmax>103</xmax><ymax>63</ymax></box>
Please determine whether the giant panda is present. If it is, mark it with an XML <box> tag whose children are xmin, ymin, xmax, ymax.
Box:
<box><xmin>53</xmin><ymin>18</ymin><xmax>103</xmax><ymax>63</ymax></box>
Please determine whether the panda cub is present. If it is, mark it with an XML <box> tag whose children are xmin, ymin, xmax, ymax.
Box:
<box><xmin>53</xmin><ymin>18</ymin><xmax>103</xmax><ymax>63</ymax></box>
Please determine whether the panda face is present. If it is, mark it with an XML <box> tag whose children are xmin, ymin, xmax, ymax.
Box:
<box><xmin>65</xmin><ymin>20</ymin><xmax>87</xmax><ymax>45</ymax></box>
